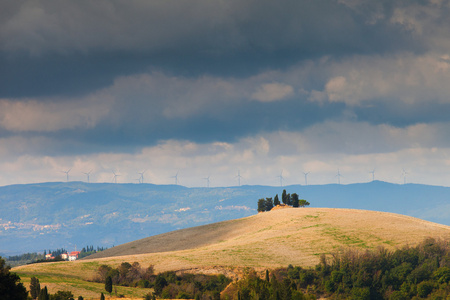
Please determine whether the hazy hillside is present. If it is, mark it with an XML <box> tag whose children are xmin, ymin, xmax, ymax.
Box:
<box><xmin>2</xmin><ymin>181</ymin><xmax>450</xmax><ymax>256</ymax></box>
<box><xmin>13</xmin><ymin>208</ymin><xmax>450</xmax><ymax>299</ymax></box>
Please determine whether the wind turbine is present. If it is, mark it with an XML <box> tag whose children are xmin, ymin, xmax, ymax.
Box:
<box><xmin>62</xmin><ymin>168</ymin><xmax>71</xmax><ymax>182</ymax></box>
<box><xmin>112</xmin><ymin>171</ymin><xmax>120</xmax><ymax>184</ymax></box>
<box><xmin>83</xmin><ymin>170</ymin><xmax>92</xmax><ymax>183</ymax></box>
<box><xmin>369</xmin><ymin>169</ymin><xmax>375</xmax><ymax>182</ymax></box>
<box><xmin>235</xmin><ymin>170</ymin><xmax>243</xmax><ymax>186</ymax></box>
<box><xmin>277</xmin><ymin>170</ymin><xmax>284</xmax><ymax>187</ymax></box>
<box><xmin>171</xmin><ymin>172</ymin><xmax>179</xmax><ymax>185</ymax></box>
<box><xmin>203</xmin><ymin>175</ymin><xmax>210</xmax><ymax>188</ymax></box>
<box><xmin>336</xmin><ymin>169</ymin><xmax>343</xmax><ymax>184</ymax></box>
<box><xmin>303</xmin><ymin>171</ymin><xmax>310</xmax><ymax>185</ymax></box>
<box><xmin>402</xmin><ymin>168</ymin><xmax>408</xmax><ymax>184</ymax></box>
<box><xmin>138</xmin><ymin>170</ymin><xmax>146</xmax><ymax>184</ymax></box>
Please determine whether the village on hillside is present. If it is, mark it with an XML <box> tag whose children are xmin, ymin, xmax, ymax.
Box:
<box><xmin>45</xmin><ymin>251</ymin><xmax>80</xmax><ymax>261</ymax></box>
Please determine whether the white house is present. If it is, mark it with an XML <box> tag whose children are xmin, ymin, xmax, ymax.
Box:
<box><xmin>68</xmin><ymin>251</ymin><xmax>80</xmax><ymax>261</ymax></box>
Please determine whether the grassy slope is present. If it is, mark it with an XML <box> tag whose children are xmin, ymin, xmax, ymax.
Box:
<box><xmin>13</xmin><ymin>208</ymin><xmax>450</xmax><ymax>299</ymax></box>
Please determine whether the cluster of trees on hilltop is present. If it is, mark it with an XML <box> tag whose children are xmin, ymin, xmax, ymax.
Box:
<box><xmin>224</xmin><ymin>238</ymin><xmax>450</xmax><ymax>300</ymax></box>
<box><xmin>258</xmin><ymin>189</ymin><xmax>310</xmax><ymax>212</ymax></box>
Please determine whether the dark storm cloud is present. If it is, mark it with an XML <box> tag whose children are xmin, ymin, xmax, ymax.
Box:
<box><xmin>1</xmin><ymin>0</ymin><xmax>450</xmax><ymax>160</ymax></box>
<box><xmin>0</xmin><ymin>0</ymin><xmax>424</xmax><ymax>98</ymax></box>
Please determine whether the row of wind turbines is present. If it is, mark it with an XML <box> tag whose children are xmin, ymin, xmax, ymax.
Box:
<box><xmin>60</xmin><ymin>167</ymin><xmax>410</xmax><ymax>187</ymax></box>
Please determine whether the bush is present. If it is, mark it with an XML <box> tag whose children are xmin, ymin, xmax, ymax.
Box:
<box><xmin>417</xmin><ymin>281</ymin><xmax>434</xmax><ymax>298</ymax></box>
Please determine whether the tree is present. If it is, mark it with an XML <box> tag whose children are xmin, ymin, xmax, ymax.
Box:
<box><xmin>105</xmin><ymin>275</ymin><xmax>113</xmax><ymax>295</ymax></box>
<box><xmin>265</xmin><ymin>197</ymin><xmax>274</xmax><ymax>211</ymax></box>
<box><xmin>282</xmin><ymin>189</ymin><xmax>287</xmax><ymax>205</ymax></box>
<box><xmin>30</xmin><ymin>276</ymin><xmax>41</xmax><ymax>299</ymax></box>
<box><xmin>286</xmin><ymin>193</ymin><xmax>291</xmax><ymax>206</ymax></box>
<box><xmin>298</xmin><ymin>199</ymin><xmax>310</xmax><ymax>207</ymax></box>
<box><xmin>291</xmin><ymin>193</ymin><xmax>299</xmax><ymax>208</ymax></box>
<box><xmin>154</xmin><ymin>275</ymin><xmax>168</xmax><ymax>295</ymax></box>
<box><xmin>257</xmin><ymin>198</ymin><xmax>266</xmax><ymax>212</ymax></box>
<box><xmin>100</xmin><ymin>292</ymin><xmax>105</xmax><ymax>300</ymax></box>
<box><xmin>0</xmin><ymin>256</ymin><xmax>28</xmax><ymax>300</ymax></box>
<box><xmin>38</xmin><ymin>286</ymin><xmax>49</xmax><ymax>300</ymax></box>
<box><xmin>274</xmin><ymin>194</ymin><xmax>280</xmax><ymax>206</ymax></box>
<box><xmin>78</xmin><ymin>296</ymin><xmax>84</xmax><ymax>300</ymax></box>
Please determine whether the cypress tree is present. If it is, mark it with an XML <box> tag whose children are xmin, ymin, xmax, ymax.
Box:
<box><xmin>100</xmin><ymin>292</ymin><xmax>105</xmax><ymax>300</ymax></box>
<box><xmin>282</xmin><ymin>189</ymin><xmax>287</xmax><ymax>205</ymax></box>
<box><xmin>286</xmin><ymin>193</ymin><xmax>291</xmax><ymax>206</ymax></box>
<box><xmin>291</xmin><ymin>193</ymin><xmax>299</xmax><ymax>208</ymax></box>
<box><xmin>274</xmin><ymin>194</ymin><xmax>280</xmax><ymax>206</ymax></box>
<box><xmin>105</xmin><ymin>275</ymin><xmax>113</xmax><ymax>295</ymax></box>
<box><xmin>30</xmin><ymin>276</ymin><xmax>41</xmax><ymax>299</ymax></box>
<box><xmin>38</xmin><ymin>286</ymin><xmax>49</xmax><ymax>300</ymax></box>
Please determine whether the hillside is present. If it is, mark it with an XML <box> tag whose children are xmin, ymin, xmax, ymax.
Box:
<box><xmin>13</xmin><ymin>208</ymin><xmax>450</xmax><ymax>298</ymax></box>
<box><xmin>3</xmin><ymin>181</ymin><xmax>450</xmax><ymax>256</ymax></box>
<box><xmin>85</xmin><ymin>208</ymin><xmax>450</xmax><ymax>269</ymax></box>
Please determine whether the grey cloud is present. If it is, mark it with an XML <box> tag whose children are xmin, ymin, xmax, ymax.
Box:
<box><xmin>2</xmin><ymin>0</ymin><xmax>450</xmax><ymax>163</ymax></box>
<box><xmin>0</xmin><ymin>0</ymin><xmax>426</xmax><ymax>98</ymax></box>
<box><xmin>1</xmin><ymin>0</ymin><xmax>418</xmax><ymax>55</ymax></box>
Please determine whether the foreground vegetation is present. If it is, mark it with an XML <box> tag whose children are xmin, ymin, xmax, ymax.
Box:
<box><xmin>9</xmin><ymin>238</ymin><xmax>450</xmax><ymax>299</ymax></box>
<box><xmin>226</xmin><ymin>238</ymin><xmax>450</xmax><ymax>299</ymax></box>
<box><xmin>94</xmin><ymin>262</ymin><xmax>231</xmax><ymax>299</ymax></box>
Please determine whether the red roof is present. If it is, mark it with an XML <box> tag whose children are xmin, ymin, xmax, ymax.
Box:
<box><xmin>69</xmin><ymin>251</ymin><xmax>80</xmax><ymax>256</ymax></box>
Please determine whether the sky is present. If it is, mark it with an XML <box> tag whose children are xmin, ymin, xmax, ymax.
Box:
<box><xmin>2</xmin><ymin>0</ymin><xmax>450</xmax><ymax>187</ymax></box>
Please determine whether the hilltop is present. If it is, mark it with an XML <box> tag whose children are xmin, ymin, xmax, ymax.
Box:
<box><xmin>86</xmin><ymin>207</ymin><xmax>450</xmax><ymax>270</ymax></box>
<box><xmin>13</xmin><ymin>208</ymin><xmax>450</xmax><ymax>298</ymax></box>
<box><xmin>2</xmin><ymin>181</ymin><xmax>450</xmax><ymax>256</ymax></box>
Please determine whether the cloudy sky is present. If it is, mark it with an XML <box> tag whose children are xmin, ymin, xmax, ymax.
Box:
<box><xmin>1</xmin><ymin>0</ymin><xmax>450</xmax><ymax>187</ymax></box>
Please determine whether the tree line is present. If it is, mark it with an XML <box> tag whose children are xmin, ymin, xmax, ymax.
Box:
<box><xmin>5</xmin><ymin>238</ymin><xmax>450</xmax><ymax>299</ymax></box>
<box><xmin>95</xmin><ymin>261</ymin><xmax>231</xmax><ymax>299</ymax></box>
<box><xmin>225</xmin><ymin>238</ymin><xmax>450</xmax><ymax>299</ymax></box>
<box><xmin>257</xmin><ymin>189</ymin><xmax>310</xmax><ymax>212</ymax></box>
<box><xmin>6</xmin><ymin>245</ymin><xmax>107</xmax><ymax>267</ymax></box>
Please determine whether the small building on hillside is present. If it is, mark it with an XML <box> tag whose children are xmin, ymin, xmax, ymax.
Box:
<box><xmin>45</xmin><ymin>253</ymin><xmax>54</xmax><ymax>260</ymax></box>
<box><xmin>61</xmin><ymin>253</ymin><xmax>68</xmax><ymax>260</ymax></box>
<box><xmin>68</xmin><ymin>251</ymin><xmax>80</xmax><ymax>261</ymax></box>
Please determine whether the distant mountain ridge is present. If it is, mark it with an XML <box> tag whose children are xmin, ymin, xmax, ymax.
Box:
<box><xmin>1</xmin><ymin>181</ymin><xmax>449</xmax><ymax>256</ymax></box>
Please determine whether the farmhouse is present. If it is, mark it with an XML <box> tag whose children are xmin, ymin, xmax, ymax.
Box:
<box><xmin>45</xmin><ymin>253</ymin><xmax>54</xmax><ymax>260</ymax></box>
<box><xmin>68</xmin><ymin>251</ymin><xmax>80</xmax><ymax>261</ymax></box>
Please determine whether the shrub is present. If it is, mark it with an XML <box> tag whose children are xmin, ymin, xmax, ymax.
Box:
<box><xmin>417</xmin><ymin>281</ymin><xmax>434</xmax><ymax>298</ymax></box>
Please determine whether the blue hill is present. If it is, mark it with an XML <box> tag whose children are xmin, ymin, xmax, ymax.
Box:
<box><xmin>0</xmin><ymin>181</ymin><xmax>449</xmax><ymax>256</ymax></box>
